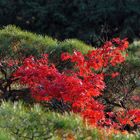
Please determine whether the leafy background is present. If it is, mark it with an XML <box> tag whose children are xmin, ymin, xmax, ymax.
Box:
<box><xmin>0</xmin><ymin>0</ymin><xmax>140</xmax><ymax>46</ymax></box>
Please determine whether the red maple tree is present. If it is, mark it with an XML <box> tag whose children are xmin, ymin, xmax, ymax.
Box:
<box><xmin>13</xmin><ymin>38</ymin><xmax>140</xmax><ymax>131</ymax></box>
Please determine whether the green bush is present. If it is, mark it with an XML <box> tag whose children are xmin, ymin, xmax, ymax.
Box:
<box><xmin>0</xmin><ymin>101</ymin><xmax>139</xmax><ymax>140</ymax></box>
<box><xmin>0</xmin><ymin>25</ymin><xmax>58</xmax><ymax>59</ymax></box>
<box><xmin>0</xmin><ymin>25</ymin><xmax>93</xmax><ymax>70</ymax></box>
<box><xmin>0</xmin><ymin>25</ymin><xmax>92</xmax><ymax>61</ymax></box>
<box><xmin>60</xmin><ymin>39</ymin><xmax>93</xmax><ymax>54</ymax></box>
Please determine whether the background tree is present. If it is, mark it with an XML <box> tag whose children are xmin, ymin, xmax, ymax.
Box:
<box><xmin>0</xmin><ymin>0</ymin><xmax>140</xmax><ymax>45</ymax></box>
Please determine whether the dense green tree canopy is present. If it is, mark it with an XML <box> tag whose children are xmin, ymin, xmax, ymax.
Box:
<box><xmin>0</xmin><ymin>0</ymin><xmax>140</xmax><ymax>45</ymax></box>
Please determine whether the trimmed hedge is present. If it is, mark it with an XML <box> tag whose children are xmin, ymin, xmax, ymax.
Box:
<box><xmin>0</xmin><ymin>25</ymin><xmax>58</xmax><ymax>59</ymax></box>
<box><xmin>0</xmin><ymin>101</ymin><xmax>139</xmax><ymax>140</ymax></box>
<box><xmin>0</xmin><ymin>25</ymin><xmax>93</xmax><ymax>60</ymax></box>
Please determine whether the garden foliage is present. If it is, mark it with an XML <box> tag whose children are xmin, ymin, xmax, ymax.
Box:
<box><xmin>0</xmin><ymin>26</ymin><xmax>140</xmax><ymax>132</ymax></box>
<box><xmin>0</xmin><ymin>25</ymin><xmax>92</xmax><ymax>62</ymax></box>
<box><xmin>13</xmin><ymin>38</ymin><xmax>140</xmax><ymax>131</ymax></box>
<box><xmin>0</xmin><ymin>26</ymin><xmax>92</xmax><ymax>100</ymax></box>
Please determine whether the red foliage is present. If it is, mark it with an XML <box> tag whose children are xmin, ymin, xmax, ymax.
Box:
<box><xmin>14</xmin><ymin>38</ymin><xmax>140</xmax><ymax>130</ymax></box>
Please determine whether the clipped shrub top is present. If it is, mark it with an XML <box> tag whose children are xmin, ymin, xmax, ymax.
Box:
<box><xmin>0</xmin><ymin>25</ymin><xmax>93</xmax><ymax>60</ymax></box>
<box><xmin>0</xmin><ymin>25</ymin><xmax>58</xmax><ymax>59</ymax></box>
<box><xmin>60</xmin><ymin>39</ymin><xmax>93</xmax><ymax>54</ymax></box>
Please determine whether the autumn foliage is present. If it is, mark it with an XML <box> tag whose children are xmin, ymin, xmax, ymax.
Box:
<box><xmin>13</xmin><ymin>38</ymin><xmax>140</xmax><ymax>131</ymax></box>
